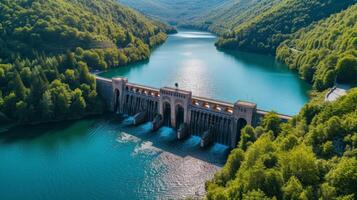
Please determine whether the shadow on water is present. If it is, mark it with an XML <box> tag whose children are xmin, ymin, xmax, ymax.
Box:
<box><xmin>0</xmin><ymin>121</ymin><xmax>76</xmax><ymax>144</ymax></box>
<box><xmin>218</xmin><ymin>48</ymin><xmax>295</xmax><ymax>72</ymax></box>
<box><xmin>114</xmin><ymin>117</ymin><xmax>230</xmax><ymax>166</ymax></box>
<box><xmin>99</xmin><ymin>59</ymin><xmax>150</xmax><ymax>78</ymax></box>
<box><xmin>218</xmin><ymin>48</ymin><xmax>312</xmax><ymax>95</ymax></box>
<box><xmin>0</xmin><ymin>115</ymin><xmax>120</xmax><ymax>144</ymax></box>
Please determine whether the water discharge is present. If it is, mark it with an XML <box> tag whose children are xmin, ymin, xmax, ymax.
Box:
<box><xmin>0</xmin><ymin>116</ymin><xmax>225</xmax><ymax>199</ymax></box>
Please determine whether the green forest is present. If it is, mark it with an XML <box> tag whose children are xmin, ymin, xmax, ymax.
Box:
<box><xmin>277</xmin><ymin>4</ymin><xmax>357</xmax><ymax>91</ymax></box>
<box><xmin>214</xmin><ymin>0</ymin><xmax>356</xmax><ymax>54</ymax></box>
<box><xmin>206</xmin><ymin>89</ymin><xmax>357</xmax><ymax>200</ymax></box>
<box><xmin>0</xmin><ymin>0</ymin><xmax>172</xmax><ymax>125</ymax></box>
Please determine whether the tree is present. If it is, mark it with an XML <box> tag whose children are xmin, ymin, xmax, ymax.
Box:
<box><xmin>15</xmin><ymin>100</ymin><xmax>28</xmax><ymax>122</ymax></box>
<box><xmin>20</xmin><ymin>67</ymin><xmax>32</xmax><ymax>86</ymax></box>
<box><xmin>0</xmin><ymin>67</ymin><xmax>5</xmax><ymax>85</ymax></box>
<box><xmin>70</xmin><ymin>88</ymin><xmax>86</xmax><ymax>117</ymax></box>
<box><xmin>9</xmin><ymin>71</ymin><xmax>28</xmax><ymax>99</ymax></box>
<box><xmin>282</xmin><ymin>176</ymin><xmax>304</xmax><ymax>200</ymax></box>
<box><xmin>2</xmin><ymin>92</ymin><xmax>17</xmax><ymax>118</ymax></box>
<box><xmin>336</xmin><ymin>56</ymin><xmax>357</xmax><ymax>84</ymax></box>
<box><xmin>49</xmin><ymin>80</ymin><xmax>72</xmax><ymax>118</ymax></box>
<box><xmin>64</xmin><ymin>69</ymin><xmax>77</xmax><ymax>88</ymax></box>
<box><xmin>86</xmin><ymin>90</ymin><xmax>103</xmax><ymax>113</ymax></box>
<box><xmin>27</xmin><ymin>71</ymin><xmax>48</xmax><ymax>112</ymax></box>
<box><xmin>326</xmin><ymin>157</ymin><xmax>357</xmax><ymax>196</ymax></box>
<box><xmin>279</xmin><ymin>144</ymin><xmax>319</xmax><ymax>186</ymax></box>
<box><xmin>262</xmin><ymin>113</ymin><xmax>281</xmax><ymax>136</ymax></box>
<box><xmin>242</xmin><ymin>190</ymin><xmax>271</xmax><ymax>200</ymax></box>
<box><xmin>39</xmin><ymin>90</ymin><xmax>54</xmax><ymax>120</ymax></box>
<box><xmin>78</xmin><ymin>62</ymin><xmax>95</xmax><ymax>89</ymax></box>
<box><xmin>214</xmin><ymin>148</ymin><xmax>245</xmax><ymax>186</ymax></box>
<box><xmin>239</xmin><ymin>126</ymin><xmax>256</xmax><ymax>150</ymax></box>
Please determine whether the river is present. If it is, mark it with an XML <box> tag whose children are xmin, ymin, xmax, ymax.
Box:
<box><xmin>0</xmin><ymin>30</ymin><xmax>310</xmax><ymax>200</ymax></box>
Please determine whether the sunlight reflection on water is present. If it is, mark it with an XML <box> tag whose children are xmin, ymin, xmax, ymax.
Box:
<box><xmin>99</xmin><ymin>29</ymin><xmax>310</xmax><ymax>115</ymax></box>
<box><xmin>172</xmin><ymin>31</ymin><xmax>217</xmax><ymax>39</ymax></box>
<box><xmin>113</xmin><ymin>122</ymin><xmax>225</xmax><ymax>199</ymax></box>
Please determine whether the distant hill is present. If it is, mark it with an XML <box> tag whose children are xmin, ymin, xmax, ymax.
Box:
<box><xmin>117</xmin><ymin>0</ymin><xmax>228</xmax><ymax>25</ymax></box>
<box><xmin>186</xmin><ymin>0</ymin><xmax>281</xmax><ymax>34</ymax></box>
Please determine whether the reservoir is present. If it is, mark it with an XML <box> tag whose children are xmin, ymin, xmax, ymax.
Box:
<box><xmin>100</xmin><ymin>30</ymin><xmax>310</xmax><ymax>115</ymax></box>
<box><xmin>0</xmin><ymin>30</ymin><xmax>310</xmax><ymax>199</ymax></box>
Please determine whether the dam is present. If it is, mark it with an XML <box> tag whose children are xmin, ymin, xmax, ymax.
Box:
<box><xmin>96</xmin><ymin>76</ymin><xmax>291</xmax><ymax>148</ymax></box>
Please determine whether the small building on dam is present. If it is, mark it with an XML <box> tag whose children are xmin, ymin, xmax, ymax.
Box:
<box><xmin>96</xmin><ymin>76</ymin><xmax>292</xmax><ymax>148</ymax></box>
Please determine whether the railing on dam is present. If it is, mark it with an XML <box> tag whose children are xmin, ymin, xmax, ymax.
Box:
<box><xmin>96</xmin><ymin>76</ymin><xmax>292</xmax><ymax>148</ymax></box>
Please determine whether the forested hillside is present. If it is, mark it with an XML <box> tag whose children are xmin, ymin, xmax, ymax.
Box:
<box><xmin>215</xmin><ymin>0</ymin><xmax>357</xmax><ymax>54</ymax></box>
<box><xmin>187</xmin><ymin>0</ymin><xmax>281</xmax><ymax>35</ymax></box>
<box><xmin>0</xmin><ymin>0</ymin><xmax>171</xmax><ymax>124</ymax></box>
<box><xmin>206</xmin><ymin>89</ymin><xmax>357</xmax><ymax>199</ymax></box>
<box><xmin>277</xmin><ymin>4</ymin><xmax>357</xmax><ymax>91</ymax></box>
<box><xmin>117</xmin><ymin>0</ymin><xmax>227</xmax><ymax>25</ymax></box>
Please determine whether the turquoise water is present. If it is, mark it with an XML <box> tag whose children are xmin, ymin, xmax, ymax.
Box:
<box><xmin>0</xmin><ymin>116</ymin><xmax>227</xmax><ymax>200</ymax></box>
<box><xmin>100</xmin><ymin>30</ymin><xmax>310</xmax><ymax>115</ymax></box>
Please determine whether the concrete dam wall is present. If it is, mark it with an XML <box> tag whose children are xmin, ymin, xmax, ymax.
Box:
<box><xmin>96</xmin><ymin>76</ymin><xmax>292</xmax><ymax>148</ymax></box>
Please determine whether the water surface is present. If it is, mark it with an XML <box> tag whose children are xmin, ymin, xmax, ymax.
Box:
<box><xmin>100</xmin><ymin>30</ymin><xmax>310</xmax><ymax>115</ymax></box>
<box><xmin>0</xmin><ymin>116</ymin><xmax>227</xmax><ymax>200</ymax></box>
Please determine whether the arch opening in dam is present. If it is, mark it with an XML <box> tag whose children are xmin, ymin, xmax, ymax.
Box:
<box><xmin>96</xmin><ymin>76</ymin><xmax>292</xmax><ymax>148</ymax></box>
<box><xmin>114</xmin><ymin>89</ymin><xmax>120</xmax><ymax>113</ymax></box>
<box><xmin>163</xmin><ymin>102</ymin><xmax>171</xmax><ymax>127</ymax></box>
<box><xmin>175</xmin><ymin>104</ymin><xmax>185</xmax><ymax>129</ymax></box>
<box><xmin>235</xmin><ymin>118</ymin><xmax>248</xmax><ymax>147</ymax></box>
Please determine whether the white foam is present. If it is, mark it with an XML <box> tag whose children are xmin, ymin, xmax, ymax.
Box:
<box><xmin>133</xmin><ymin>141</ymin><xmax>162</xmax><ymax>156</ymax></box>
<box><xmin>116</xmin><ymin>132</ymin><xmax>141</xmax><ymax>143</ymax></box>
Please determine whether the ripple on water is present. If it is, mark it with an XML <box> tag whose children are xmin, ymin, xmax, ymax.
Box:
<box><xmin>141</xmin><ymin>151</ymin><xmax>221</xmax><ymax>199</ymax></box>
